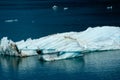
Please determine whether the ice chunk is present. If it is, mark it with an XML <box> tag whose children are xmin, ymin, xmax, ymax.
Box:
<box><xmin>4</xmin><ymin>19</ymin><xmax>18</xmax><ymax>23</ymax></box>
<box><xmin>52</xmin><ymin>5</ymin><xmax>58</xmax><ymax>11</ymax></box>
<box><xmin>63</xmin><ymin>7</ymin><xmax>68</xmax><ymax>10</ymax></box>
<box><xmin>107</xmin><ymin>6</ymin><xmax>112</xmax><ymax>10</ymax></box>
<box><xmin>0</xmin><ymin>26</ymin><xmax>120</xmax><ymax>61</ymax></box>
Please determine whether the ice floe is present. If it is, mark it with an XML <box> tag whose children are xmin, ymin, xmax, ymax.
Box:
<box><xmin>0</xmin><ymin>26</ymin><xmax>120</xmax><ymax>61</ymax></box>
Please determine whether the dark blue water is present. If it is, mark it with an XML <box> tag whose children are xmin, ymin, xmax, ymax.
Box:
<box><xmin>0</xmin><ymin>50</ymin><xmax>120</xmax><ymax>80</ymax></box>
<box><xmin>0</xmin><ymin>0</ymin><xmax>120</xmax><ymax>41</ymax></box>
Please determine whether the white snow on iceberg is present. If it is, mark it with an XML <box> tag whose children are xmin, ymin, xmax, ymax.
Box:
<box><xmin>0</xmin><ymin>26</ymin><xmax>120</xmax><ymax>61</ymax></box>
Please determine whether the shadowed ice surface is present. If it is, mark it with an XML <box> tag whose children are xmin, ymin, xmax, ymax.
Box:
<box><xmin>0</xmin><ymin>50</ymin><xmax>120</xmax><ymax>80</ymax></box>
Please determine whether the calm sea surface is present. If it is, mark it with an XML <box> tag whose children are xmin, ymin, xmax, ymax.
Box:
<box><xmin>0</xmin><ymin>4</ymin><xmax>120</xmax><ymax>41</ymax></box>
<box><xmin>0</xmin><ymin>50</ymin><xmax>120</xmax><ymax>80</ymax></box>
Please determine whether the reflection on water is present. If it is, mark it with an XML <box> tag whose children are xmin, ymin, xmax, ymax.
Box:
<box><xmin>40</xmin><ymin>58</ymin><xmax>85</xmax><ymax>73</ymax></box>
<box><xmin>0</xmin><ymin>50</ymin><xmax>120</xmax><ymax>80</ymax></box>
<box><xmin>84</xmin><ymin>50</ymin><xmax>120</xmax><ymax>72</ymax></box>
<box><xmin>0</xmin><ymin>56</ymin><xmax>85</xmax><ymax>73</ymax></box>
<box><xmin>0</xmin><ymin>56</ymin><xmax>22</xmax><ymax>71</ymax></box>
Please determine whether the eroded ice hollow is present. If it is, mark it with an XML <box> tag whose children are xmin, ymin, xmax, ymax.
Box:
<box><xmin>0</xmin><ymin>26</ymin><xmax>120</xmax><ymax>61</ymax></box>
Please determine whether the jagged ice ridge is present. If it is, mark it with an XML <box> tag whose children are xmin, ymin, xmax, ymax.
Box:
<box><xmin>0</xmin><ymin>26</ymin><xmax>120</xmax><ymax>61</ymax></box>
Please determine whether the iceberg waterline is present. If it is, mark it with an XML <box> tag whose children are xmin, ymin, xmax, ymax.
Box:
<box><xmin>0</xmin><ymin>26</ymin><xmax>120</xmax><ymax>61</ymax></box>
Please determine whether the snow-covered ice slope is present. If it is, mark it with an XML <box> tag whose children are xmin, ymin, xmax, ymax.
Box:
<box><xmin>0</xmin><ymin>26</ymin><xmax>120</xmax><ymax>60</ymax></box>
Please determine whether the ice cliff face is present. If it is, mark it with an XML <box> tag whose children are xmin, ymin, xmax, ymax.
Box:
<box><xmin>0</xmin><ymin>26</ymin><xmax>120</xmax><ymax>60</ymax></box>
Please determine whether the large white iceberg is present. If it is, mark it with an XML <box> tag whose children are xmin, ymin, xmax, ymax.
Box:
<box><xmin>0</xmin><ymin>26</ymin><xmax>120</xmax><ymax>61</ymax></box>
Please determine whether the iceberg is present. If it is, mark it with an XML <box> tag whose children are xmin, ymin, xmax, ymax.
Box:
<box><xmin>0</xmin><ymin>26</ymin><xmax>120</xmax><ymax>61</ymax></box>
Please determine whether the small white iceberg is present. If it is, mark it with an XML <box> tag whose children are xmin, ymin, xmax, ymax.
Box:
<box><xmin>63</xmin><ymin>7</ymin><xmax>68</xmax><ymax>10</ymax></box>
<box><xmin>52</xmin><ymin>5</ymin><xmax>58</xmax><ymax>11</ymax></box>
<box><xmin>4</xmin><ymin>19</ymin><xmax>18</xmax><ymax>23</ymax></box>
<box><xmin>107</xmin><ymin>6</ymin><xmax>112</xmax><ymax>10</ymax></box>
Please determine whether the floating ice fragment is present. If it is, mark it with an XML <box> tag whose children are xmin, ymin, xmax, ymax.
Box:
<box><xmin>107</xmin><ymin>6</ymin><xmax>112</xmax><ymax>10</ymax></box>
<box><xmin>63</xmin><ymin>7</ymin><xmax>68</xmax><ymax>10</ymax></box>
<box><xmin>52</xmin><ymin>5</ymin><xmax>58</xmax><ymax>11</ymax></box>
<box><xmin>4</xmin><ymin>19</ymin><xmax>18</xmax><ymax>23</ymax></box>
